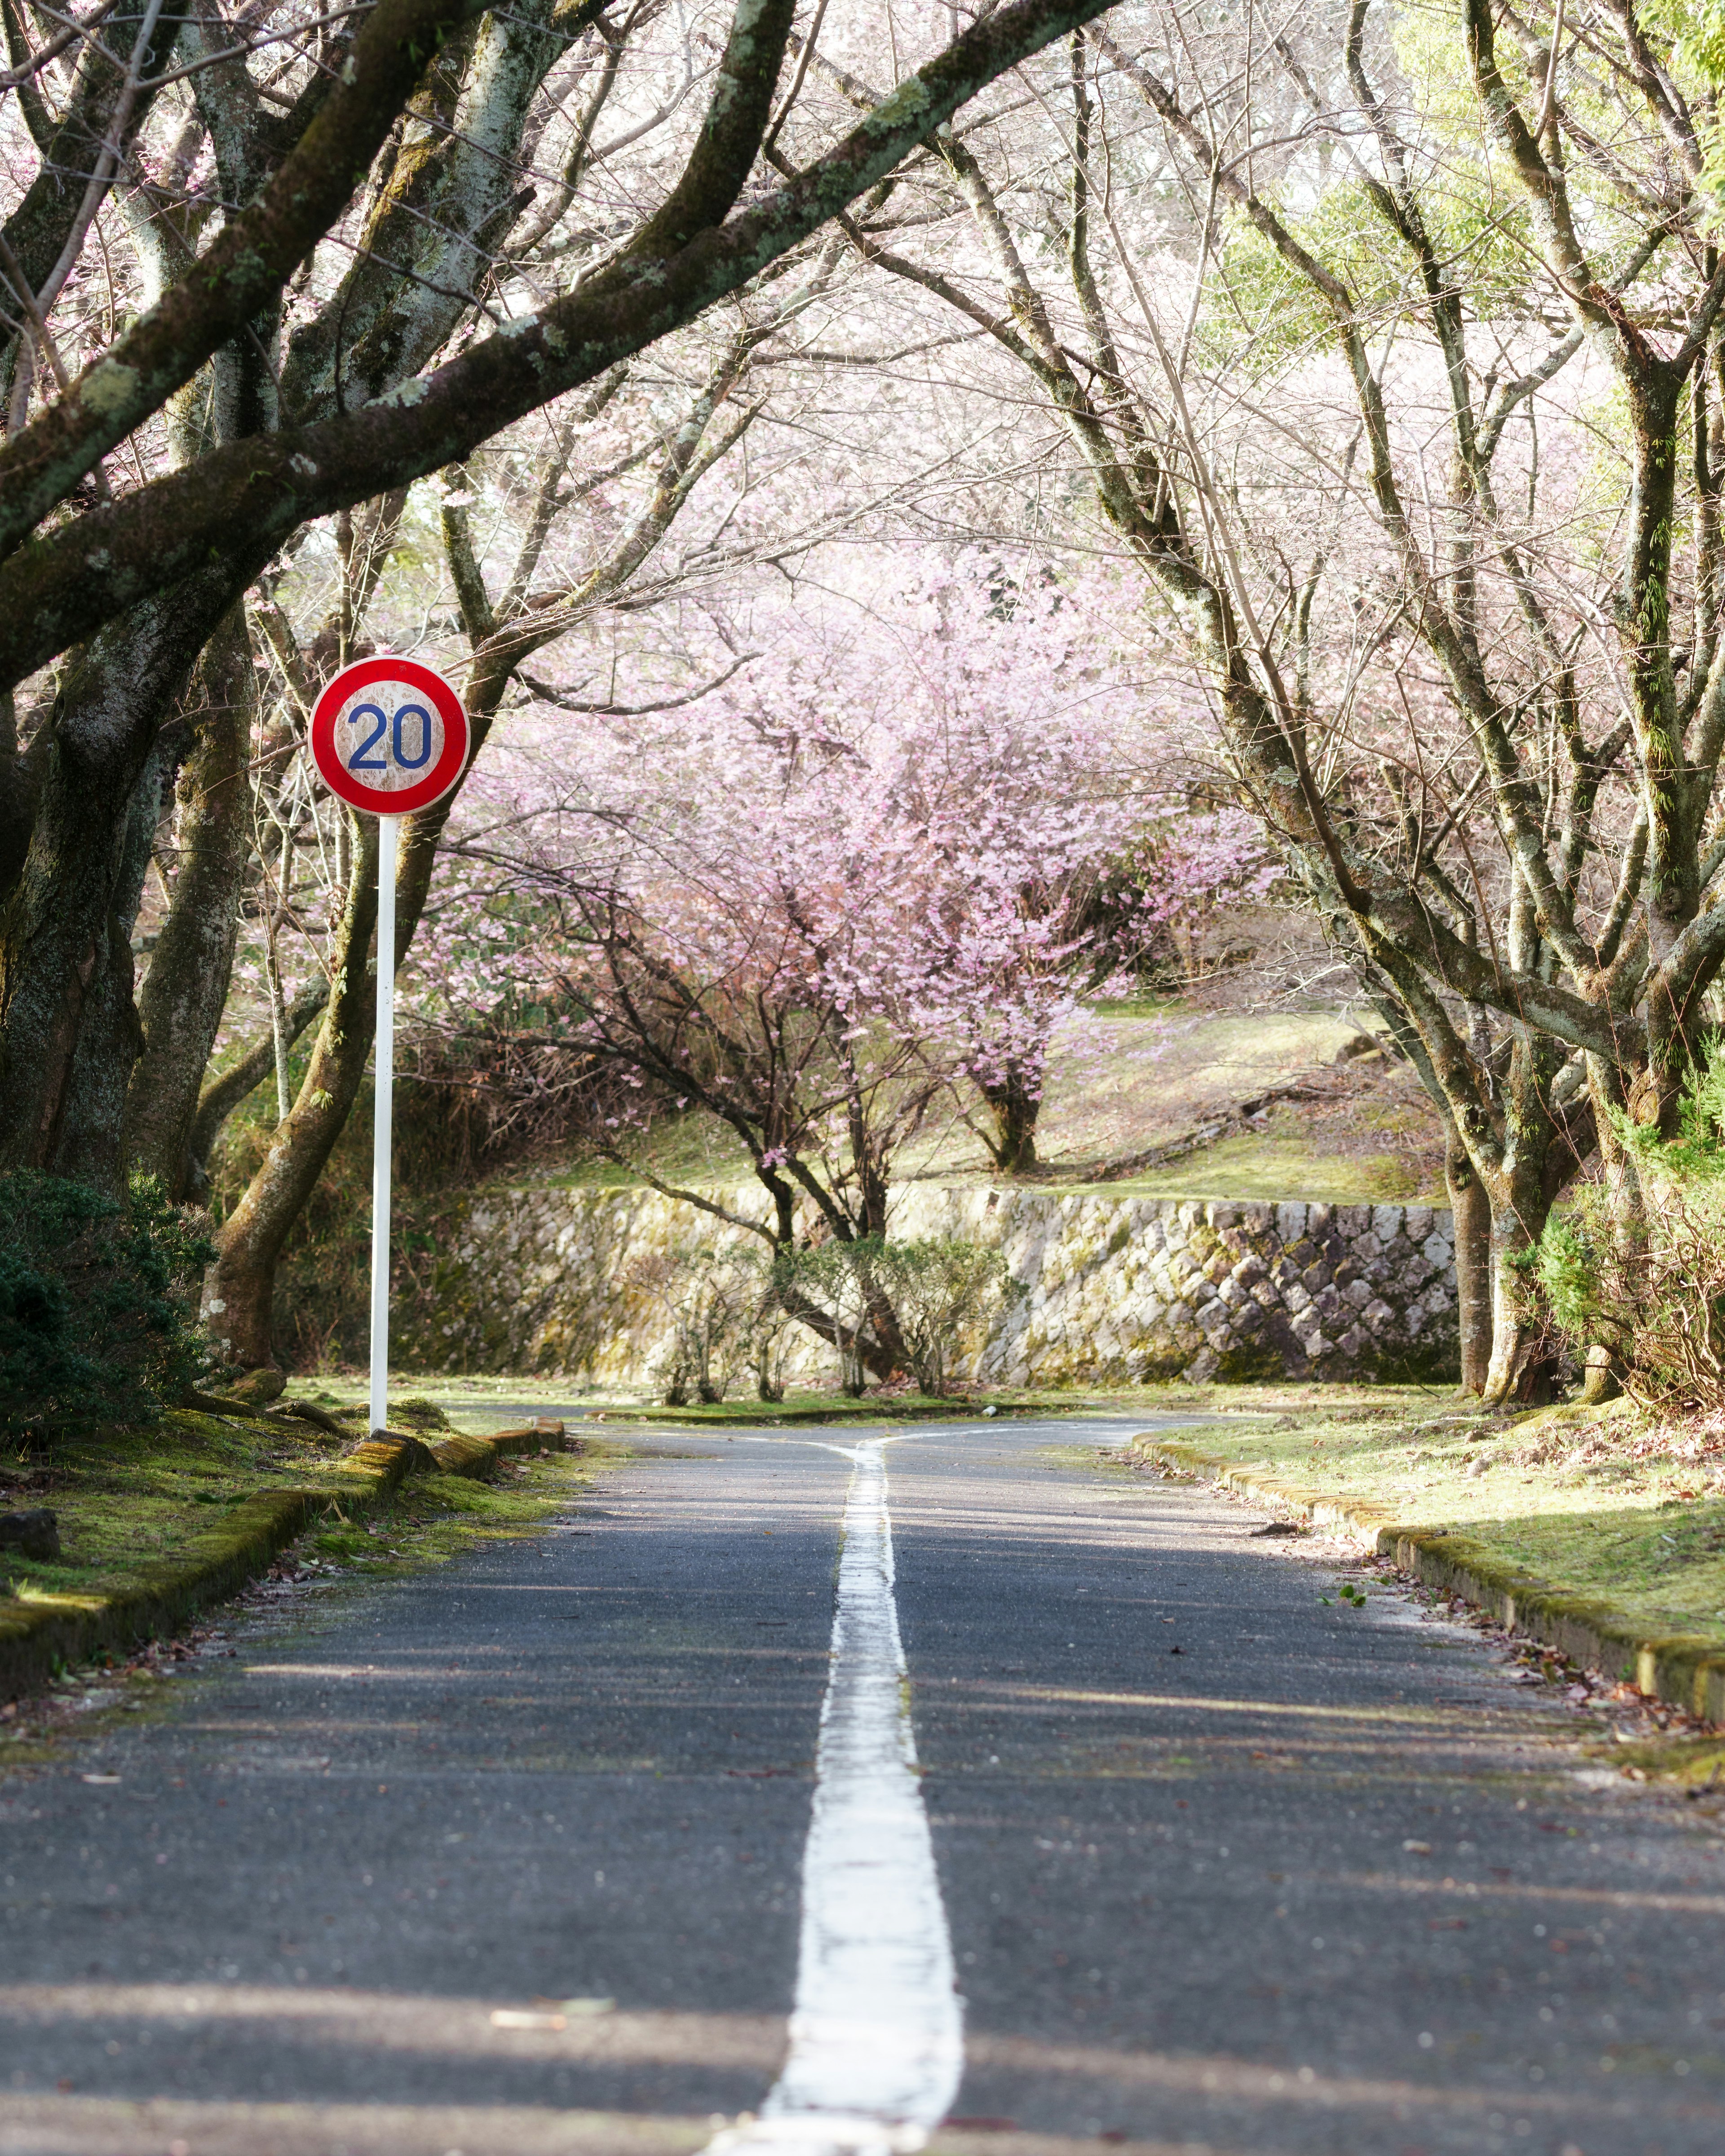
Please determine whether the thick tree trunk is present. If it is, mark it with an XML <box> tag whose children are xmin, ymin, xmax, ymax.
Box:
<box><xmin>1579</xmin><ymin>1346</ymin><xmax>1624</xmax><ymax>1405</ymax></box>
<box><xmin>1446</xmin><ymin>1136</ymin><xmax>1491</xmax><ymax>1395</ymax></box>
<box><xmin>49</xmin><ymin>731</ymin><xmax>171</xmax><ymax>1186</ymax></box>
<box><xmin>1479</xmin><ymin>1035</ymin><xmax>1562</xmax><ymax>1406</ymax></box>
<box><xmin>1482</xmin><ymin>1229</ymin><xmax>1541</xmax><ymax>1405</ymax></box>
<box><xmin>183</xmin><ymin>980</ymin><xmax>331</xmax><ymax>1199</ymax></box>
<box><xmin>0</xmin><ymin>579</ymin><xmax>233</xmax><ymax>1178</ymax></box>
<box><xmin>1577</xmin><ymin>1051</ymin><xmax>1645</xmax><ymax>1399</ymax></box>
<box><xmin>124</xmin><ymin>608</ymin><xmax>256</xmax><ymax>1196</ymax></box>
<box><xmin>981</xmin><ymin>1070</ymin><xmax>1039</xmax><ymax>1173</ymax></box>
<box><xmin>205</xmin><ymin>817</ymin><xmax>380</xmax><ymax>1371</ymax></box>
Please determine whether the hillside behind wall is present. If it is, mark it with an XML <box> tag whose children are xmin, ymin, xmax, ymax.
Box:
<box><xmin>399</xmin><ymin>1184</ymin><xmax>1459</xmax><ymax>1388</ymax></box>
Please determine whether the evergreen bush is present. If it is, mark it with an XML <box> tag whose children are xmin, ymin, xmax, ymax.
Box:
<box><xmin>1533</xmin><ymin>1043</ymin><xmax>1725</xmax><ymax>1408</ymax></box>
<box><xmin>870</xmin><ymin>1238</ymin><xmax>1013</xmax><ymax>1396</ymax></box>
<box><xmin>0</xmin><ymin>1171</ymin><xmax>212</xmax><ymax>1440</ymax></box>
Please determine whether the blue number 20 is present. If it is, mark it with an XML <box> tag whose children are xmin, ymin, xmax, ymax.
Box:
<box><xmin>393</xmin><ymin>703</ymin><xmax>433</xmax><ymax>769</ymax></box>
<box><xmin>346</xmin><ymin>703</ymin><xmax>389</xmax><ymax>772</ymax></box>
<box><xmin>345</xmin><ymin>701</ymin><xmax>434</xmax><ymax>774</ymax></box>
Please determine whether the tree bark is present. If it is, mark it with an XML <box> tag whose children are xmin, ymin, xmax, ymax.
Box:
<box><xmin>123</xmin><ymin>606</ymin><xmax>256</xmax><ymax>1196</ymax></box>
<box><xmin>980</xmin><ymin>1071</ymin><xmax>1040</xmax><ymax>1174</ymax></box>
<box><xmin>0</xmin><ymin>574</ymin><xmax>235</xmax><ymax>1177</ymax></box>
<box><xmin>205</xmin><ymin>817</ymin><xmax>380</xmax><ymax>1371</ymax></box>
<box><xmin>1479</xmin><ymin>1034</ymin><xmax>1562</xmax><ymax>1405</ymax></box>
<box><xmin>1446</xmin><ymin>1135</ymin><xmax>1491</xmax><ymax>1394</ymax></box>
<box><xmin>1579</xmin><ymin>1345</ymin><xmax>1624</xmax><ymax>1405</ymax></box>
<box><xmin>0</xmin><ymin>0</ymin><xmax>180</xmax><ymax>395</ymax></box>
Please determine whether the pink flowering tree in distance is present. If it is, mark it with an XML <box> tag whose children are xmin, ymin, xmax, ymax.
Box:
<box><xmin>1128</xmin><ymin>810</ymin><xmax>1280</xmax><ymax>991</ymax></box>
<box><xmin>418</xmin><ymin>552</ymin><xmax>1196</xmax><ymax>1356</ymax></box>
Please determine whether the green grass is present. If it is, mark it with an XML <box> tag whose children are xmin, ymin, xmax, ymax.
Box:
<box><xmin>1059</xmin><ymin>1129</ymin><xmax>1429</xmax><ymax>1203</ymax></box>
<box><xmin>1149</xmin><ymin>1396</ymin><xmax>1725</xmax><ymax>1653</ymax></box>
<box><xmin>524</xmin><ymin>1112</ymin><xmax>751</xmax><ymax>1192</ymax></box>
<box><xmin>0</xmin><ymin>1396</ymin><xmax>610</xmax><ymax>1612</ymax></box>
<box><xmin>498</xmin><ymin>1005</ymin><xmax>1442</xmax><ymax>1206</ymax></box>
<box><xmin>293</xmin><ymin>1374</ymin><xmax>1427</xmax><ymax>1424</ymax></box>
<box><xmin>0</xmin><ymin>1409</ymin><xmax>354</xmax><ymax>1607</ymax></box>
<box><xmin>298</xmin><ymin>1448</ymin><xmax>607</xmax><ymax>1579</ymax></box>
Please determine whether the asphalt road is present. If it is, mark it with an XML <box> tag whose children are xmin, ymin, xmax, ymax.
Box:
<box><xmin>2</xmin><ymin>1415</ymin><xmax>1722</xmax><ymax>2156</ymax></box>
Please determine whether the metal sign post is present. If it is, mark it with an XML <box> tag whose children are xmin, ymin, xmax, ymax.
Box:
<box><xmin>369</xmin><ymin>813</ymin><xmax>399</xmax><ymax>1440</ymax></box>
<box><xmin>309</xmin><ymin>656</ymin><xmax>470</xmax><ymax>1438</ymax></box>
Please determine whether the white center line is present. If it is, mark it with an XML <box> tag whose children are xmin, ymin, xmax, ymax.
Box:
<box><xmin>710</xmin><ymin>1437</ymin><xmax>963</xmax><ymax>2156</ymax></box>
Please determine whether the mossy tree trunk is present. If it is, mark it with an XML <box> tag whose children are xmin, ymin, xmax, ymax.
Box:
<box><xmin>0</xmin><ymin>571</ymin><xmax>242</xmax><ymax>1184</ymax></box>
<box><xmin>979</xmin><ymin>1069</ymin><xmax>1040</xmax><ymax>1175</ymax></box>
<box><xmin>123</xmin><ymin>606</ymin><xmax>257</xmax><ymax>1198</ymax></box>
<box><xmin>1445</xmin><ymin>1136</ymin><xmax>1491</xmax><ymax>1396</ymax></box>
<box><xmin>204</xmin><ymin>814</ymin><xmax>380</xmax><ymax>1371</ymax></box>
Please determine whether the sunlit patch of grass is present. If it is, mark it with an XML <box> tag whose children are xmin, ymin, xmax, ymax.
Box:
<box><xmin>299</xmin><ymin>1373</ymin><xmax>1437</xmax><ymax>1424</ymax></box>
<box><xmin>0</xmin><ymin>1409</ymin><xmax>358</xmax><ymax>1602</ymax></box>
<box><xmin>1601</xmin><ymin>1732</ymin><xmax>1725</xmax><ymax>1787</ymax></box>
<box><xmin>474</xmin><ymin>1004</ymin><xmax>1445</xmax><ymax>1203</ymax></box>
<box><xmin>0</xmin><ymin>1396</ymin><xmax>610</xmax><ymax>1611</ymax></box>
<box><xmin>1134</xmin><ymin>1396</ymin><xmax>1725</xmax><ymax>1652</ymax></box>
<box><xmin>1065</xmin><ymin>1130</ymin><xmax>1431</xmax><ymax>1204</ymax></box>
<box><xmin>306</xmin><ymin>1453</ymin><xmax>596</xmax><ymax>1576</ymax></box>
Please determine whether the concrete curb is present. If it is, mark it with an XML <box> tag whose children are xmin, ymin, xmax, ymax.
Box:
<box><xmin>0</xmin><ymin>1420</ymin><xmax>571</xmax><ymax>1704</ymax></box>
<box><xmin>1129</xmin><ymin>1435</ymin><xmax>1725</xmax><ymax>1725</ymax></box>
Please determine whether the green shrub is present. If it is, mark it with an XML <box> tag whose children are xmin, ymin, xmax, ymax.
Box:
<box><xmin>1532</xmin><ymin>1040</ymin><xmax>1725</xmax><ymax>1408</ymax></box>
<box><xmin>0</xmin><ymin>1171</ymin><xmax>212</xmax><ymax>1439</ymax></box>
<box><xmin>787</xmin><ymin>1236</ymin><xmax>885</xmax><ymax>1395</ymax></box>
<box><xmin>869</xmin><ymin>1238</ymin><xmax>1013</xmax><ymax>1396</ymax></box>
<box><xmin>783</xmin><ymin>1233</ymin><xmax>1015</xmax><ymax>1396</ymax></box>
<box><xmin>628</xmin><ymin>1242</ymin><xmax>766</xmax><ymax>1405</ymax></box>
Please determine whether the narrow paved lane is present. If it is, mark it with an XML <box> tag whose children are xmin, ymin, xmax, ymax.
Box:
<box><xmin>2</xmin><ymin>1418</ymin><xmax>1721</xmax><ymax>2156</ymax></box>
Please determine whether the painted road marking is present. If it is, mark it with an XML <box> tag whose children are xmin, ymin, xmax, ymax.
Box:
<box><xmin>709</xmin><ymin>1436</ymin><xmax>962</xmax><ymax>2156</ymax></box>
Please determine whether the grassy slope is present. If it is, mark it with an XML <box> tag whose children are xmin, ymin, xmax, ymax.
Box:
<box><xmin>1151</xmin><ymin>1394</ymin><xmax>1725</xmax><ymax>1654</ymax></box>
<box><xmin>515</xmin><ymin>1006</ymin><xmax>1446</xmax><ymax>1206</ymax></box>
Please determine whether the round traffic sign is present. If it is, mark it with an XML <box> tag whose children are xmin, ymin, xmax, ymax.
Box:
<box><xmin>309</xmin><ymin>655</ymin><xmax>470</xmax><ymax>816</ymax></box>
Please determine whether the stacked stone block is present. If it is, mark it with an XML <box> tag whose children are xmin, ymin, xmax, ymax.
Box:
<box><xmin>397</xmin><ymin>1184</ymin><xmax>1457</xmax><ymax>1388</ymax></box>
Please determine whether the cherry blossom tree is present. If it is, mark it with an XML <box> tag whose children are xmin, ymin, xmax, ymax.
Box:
<box><xmin>414</xmin><ymin>553</ymin><xmax>1157</xmax><ymax>1354</ymax></box>
<box><xmin>781</xmin><ymin>2</ymin><xmax>1725</xmax><ymax>1400</ymax></box>
<box><xmin>196</xmin><ymin>234</ymin><xmax>967</xmax><ymax>1371</ymax></box>
<box><xmin>0</xmin><ymin>0</ymin><xmax>1122</xmax><ymax>1225</ymax></box>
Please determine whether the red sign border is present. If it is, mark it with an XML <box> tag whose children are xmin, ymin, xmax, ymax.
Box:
<box><xmin>309</xmin><ymin>656</ymin><xmax>471</xmax><ymax>815</ymax></box>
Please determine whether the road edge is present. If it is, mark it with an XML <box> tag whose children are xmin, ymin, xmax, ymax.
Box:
<box><xmin>0</xmin><ymin>1423</ymin><xmax>568</xmax><ymax>1704</ymax></box>
<box><xmin>1128</xmin><ymin>1434</ymin><xmax>1725</xmax><ymax>1724</ymax></box>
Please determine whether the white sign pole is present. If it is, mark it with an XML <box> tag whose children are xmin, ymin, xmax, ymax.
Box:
<box><xmin>309</xmin><ymin>654</ymin><xmax>465</xmax><ymax>1441</ymax></box>
<box><xmin>368</xmin><ymin>813</ymin><xmax>399</xmax><ymax>1438</ymax></box>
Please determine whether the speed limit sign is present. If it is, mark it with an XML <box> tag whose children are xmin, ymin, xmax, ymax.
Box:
<box><xmin>309</xmin><ymin>654</ymin><xmax>470</xmax><ymax>815</ymax></box>
<box><xmin>305</xmin><ymin>653</ymin><xmax>471</xmax><ymax>1445</ymax></box>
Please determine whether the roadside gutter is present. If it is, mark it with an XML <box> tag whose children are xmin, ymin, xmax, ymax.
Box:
<box><xmin>0</xmin><ymin>1421</ymin><xmax>568</xmax><ymax>1704</ymax></box>
<box><xmin>1130</xmin><ymin>1434</ymin><xmax>1725</xmax><ymax>1725</ymax></box>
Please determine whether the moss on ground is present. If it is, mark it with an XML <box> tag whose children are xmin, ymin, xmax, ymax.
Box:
<box><xmin>292</xmin><ymin>1374</ymin><xmax>1432</xmax><ymax>1425</ymax></box>
<box><xmin>1604</xmin><ymin>1732</ymin><xmax>1725</xmax><ymax>1787</ymax></box>
<box><xmin>0</xmin><ymin>1395</ymin><xmax>612</xmax><ymax>1613</ymax></box>
<box><xmin>0</xmin><ymin>1432</ymin><xmax>622</xmax><ymax>1766</ymax></box>
<box><xmin>0</xmin><ymin>1409</ymin><xmax>351</xmax><ymax>1608</ymax></box>
<box><xmin>298</xmin><ymin>1445</ymin><xmax>608</xmax><ymax>1578</ymax></box>
<box><xmin>1137</xmin><ymin>1395</ymin><xmax>1725</xmax><ymax>1654</ymax></box>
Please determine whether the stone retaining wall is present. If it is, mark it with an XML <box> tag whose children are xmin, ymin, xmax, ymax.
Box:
<box><xmin>397</xmin><ymin>1183</ymin><xmax>1457</xmax><ymax>1388</ymax></box>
